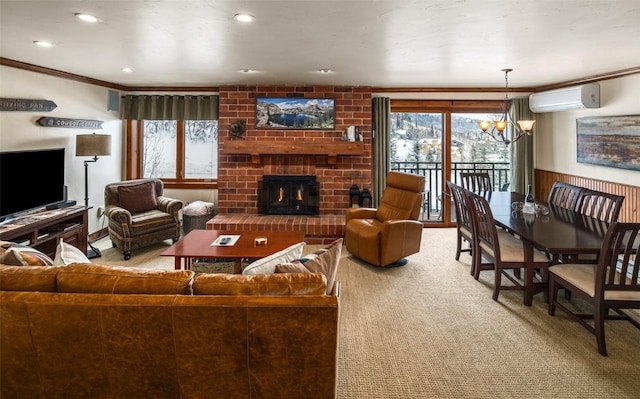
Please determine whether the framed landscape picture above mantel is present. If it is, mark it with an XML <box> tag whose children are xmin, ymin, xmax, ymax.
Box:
<box><xmin>255</xmin><ymin>97</ymin><xmax>335</xmax><ymax>129</ymax></box>
<box><xmin>577</xmin><ymin>115</ymin><xmax>640</xmax><ymax>171</ymax></box>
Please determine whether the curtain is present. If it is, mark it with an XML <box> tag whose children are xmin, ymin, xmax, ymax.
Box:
<box><xmin>122</xmin><ymin>95</ymin><xmax>219</xmax><ymax>120</ymax></box>
<box><xmin>372</xmin><ymin>97</ymin><xmax>391</xmax><ymax>205</ymax></box>
<box><xmin>510</xmin><ymin>97</ymin><xmax>535</xmax><ymax>194</ymax></box>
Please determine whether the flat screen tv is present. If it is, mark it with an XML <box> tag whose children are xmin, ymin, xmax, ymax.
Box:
<box><xmin>0</xmin><ymin>148</ymin><xmax>66</xmax><ymax>222</ymax></box>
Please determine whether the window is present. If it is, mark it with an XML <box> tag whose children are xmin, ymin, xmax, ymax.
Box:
<box><xmin>122</xmin><ymin>94</ymin><xmax>219</xmax><ymax>189</ymax></box>
<box><xmin>126</xmin><ymin>119</ymin><xmax>218</xmax><ymax>188</ymax></box>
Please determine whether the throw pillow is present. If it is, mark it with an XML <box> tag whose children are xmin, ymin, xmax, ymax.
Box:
<box><xmin>241</xmin><ymin>242</ymin><xmax>306</xmax><ymax>275</ymax></box>
<box><xmin>53</xmin><ymin>238</ymin><xmax>91</xmax><ymax>266</ymax></box>
<box><xmin>274</xmin><ymin>262</ymin><xmax>310</xmax><ymax>274</ymax></box>
<box><xmin>274</xmin><ymin>238</ymin><xmax>342</xmax><ymax>294</ymax></box>
<box><xmin>117</xmin><ymin>181</ymin><xmax>158</xmax><ymax>214</ymax></box>
<box><xmin>0</xmin><ymin>241</ymin><xmax>54</xmax><ymax>266</ymax></box>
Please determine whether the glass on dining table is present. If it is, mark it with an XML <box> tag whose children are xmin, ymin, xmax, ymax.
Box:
<box><xmin>536</xmin><ymin>204</ymin><xmax>550</xmax><ymax>216</ymax></box>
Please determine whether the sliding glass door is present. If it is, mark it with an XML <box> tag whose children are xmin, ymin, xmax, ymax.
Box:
<box><xmin>389</xmin><ymin>112</ymin><xmax>443</xmax><ymax>222</ymax></box>
<box><xmin>390</xmin><ymin>100</ymin><xmax>508</xmax><ymax>226</ymax></box>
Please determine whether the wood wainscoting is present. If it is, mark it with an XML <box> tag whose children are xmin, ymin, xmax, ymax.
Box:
<box><xmin>535</xmin><ymin>169</ymin><xmax>639</xmax><ymax>222</ymax></box>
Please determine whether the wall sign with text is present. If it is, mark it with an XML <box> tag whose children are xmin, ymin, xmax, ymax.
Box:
<box><xmin>0</xmin><ymin>98</ymin><xmax>57</xmax><ymax>112</ymax></box>
<box><xmin>36</xmin><ymin>117</ymin><xmax>103</xmax><ymax>129</ymax></box>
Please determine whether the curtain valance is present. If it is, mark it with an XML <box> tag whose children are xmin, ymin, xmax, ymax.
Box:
<box><xmin>122</xmin><ymin>95</ymin><xmax>219</xmax><ymax>120</ymax></box>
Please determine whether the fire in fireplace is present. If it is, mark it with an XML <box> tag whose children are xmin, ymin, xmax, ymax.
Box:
<box><xmin>258</xmin><ymin>175</ymin><xmax>319</xmax><ymax>215</ymax></box>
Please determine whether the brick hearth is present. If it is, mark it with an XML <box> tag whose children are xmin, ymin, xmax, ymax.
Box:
<box><xmin>207</xmin><ymin>214</ymin><xmax>345</xmax><ymax>245</ymax></box>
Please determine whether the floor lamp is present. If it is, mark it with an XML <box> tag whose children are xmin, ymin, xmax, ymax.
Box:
<box><xmin>76</xmin><ymin>133</ymin><xmax>112</xmax><ymax>259</ymax></box>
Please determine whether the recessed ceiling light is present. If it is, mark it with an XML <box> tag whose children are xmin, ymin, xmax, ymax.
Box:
<box><xmin>234</xmin><ymin>13</ymin><xmax>255</xmax><ymax>23</ymax></box>
<box><xmin>240</xmin><ymin>69</ymin><xmax>256</xmax><ymax>73</ymax></box>
<box><xmin>33</xmin><ymin>41</ymin><xmax>53</xmax><ymax>48</ymax></box>
<box><xmin>75</xmin><ymin>13</ymin><xmax>99</xmax><ymax>23</ymax></box>
<box><xmin>318</xmin><ymin>69</ymin><xmax>332</xmax><ymax>73</ymax></box>
<box><xmin>121</xmin><ymin>67</ymin><xmax>133</xmax><ymax>73</ymax></box>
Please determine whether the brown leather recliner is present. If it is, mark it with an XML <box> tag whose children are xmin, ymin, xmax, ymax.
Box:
<box><xmin>345</xmin><ymin>171</ymin><xmax>425</xmax><ymax>267</ymax></box>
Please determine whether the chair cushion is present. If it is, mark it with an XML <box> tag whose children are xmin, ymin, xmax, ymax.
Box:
<box><xmin>479</xmin><ymin>230</ymin><xmax>548</xmax><ymax>263</ymax></box>
<box><xmin>130</xmin><ymin>210</ymin><xmax>178</xmax><ymax>235</ymax></box>
<box><xmin>460</xmin><ymin>225</ymin><xmax>473</xmax><ymax>240</ymax></box>
<box><xmin>550</xmin><ymin>264</ymin><xmax>640</xmax><ymax>301</ymax></box>
<box><xmin>118</xmin><ymin>181</ymin><xmax>158</xmax><ymax>213</ymax></box>
<box><xmin>274</xmin><ymin>238</ymin><xmax>342</xmax><ymax>295</ymax></box>
<box><xmin>0</xmin><ymin>241</ymin><xmax>54</xmax><ymax>266</ymax></box>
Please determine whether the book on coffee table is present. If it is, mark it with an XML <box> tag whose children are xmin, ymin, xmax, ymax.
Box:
<box><xmin>211</xmin><ymin>234</ymin><xmax>240</xmax><ymax>246</ymax></box>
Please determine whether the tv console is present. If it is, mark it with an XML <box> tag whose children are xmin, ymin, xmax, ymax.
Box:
<box><xmin>46</xmin><ymin>200</ymin><xmax>77</xmax><ymax>210</ymax></box>
<box><xmin>0</xmin><ymin>205</ymin><xmax>88</xmax><ymax>258</ymax></box>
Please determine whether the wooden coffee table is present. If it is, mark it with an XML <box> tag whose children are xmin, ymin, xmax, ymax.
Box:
<box><xmin>160</xmin><ymin>230</ymin><xmax>305</xmax><ymax>273</ymax></box>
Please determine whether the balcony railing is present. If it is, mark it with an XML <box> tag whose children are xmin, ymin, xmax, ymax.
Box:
<box><xmin>391</xmin><ymin>161</ymin><xmax>511</xmax><ymax>218</ymax></box>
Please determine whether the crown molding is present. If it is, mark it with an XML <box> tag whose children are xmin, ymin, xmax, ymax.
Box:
<box><xmin>2</xmin><ymin>57</ymin><xmax>638</xmax><ymax>93</ymax></box>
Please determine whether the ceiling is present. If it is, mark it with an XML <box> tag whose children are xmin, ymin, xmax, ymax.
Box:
<box><xmin>1</xmin><ymin>1</ymin><xmax>640</xmax><ymax>90</ymax></box>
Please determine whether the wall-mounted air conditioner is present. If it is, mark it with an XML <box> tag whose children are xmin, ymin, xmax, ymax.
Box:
<box><xmin>529</xmin><ymin>83</ymin><xmax>600</xmax><ymax>113</ymax></box>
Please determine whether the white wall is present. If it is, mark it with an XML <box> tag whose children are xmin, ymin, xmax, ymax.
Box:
<box><xmin>0</xmin><ymin>66</ymin><xmax>122</xmax><ymax>234</ymax></box>
<box><xmin>534</xmin><ymin>74</ymin><xmax>640</xmax><ymax>185</ymax></box>
<box><xmin>0</xmin><ymin>66</ymin><xmax>218</xmax><ymax>235</ymax></box>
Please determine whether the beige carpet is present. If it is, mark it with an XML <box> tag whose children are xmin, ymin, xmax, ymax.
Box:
<box><xmin>94</xmin><ymin>229</ymin><xmax>640</xmax><ymax>398</ymax></box>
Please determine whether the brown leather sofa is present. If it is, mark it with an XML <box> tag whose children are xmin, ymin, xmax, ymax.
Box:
<box><xmin>345</xmin><ymin>171</ymin><xmax>425</xmax><ymax>267</ymax></box>
<box><xmin>0</xmin><ymin>263</ymin><xmax>340</xmax><ymax>399</ymax></box>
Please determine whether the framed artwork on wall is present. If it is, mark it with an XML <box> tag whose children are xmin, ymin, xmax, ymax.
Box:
<box><xmin>577</xmin><ymin>115</ymin><xmax>640</xmax><ymax>171</ymax></box>
<box><xmin>255</xmin><ymin>97</ymin><xmax>335</xmax><ymax>129</ymax></box>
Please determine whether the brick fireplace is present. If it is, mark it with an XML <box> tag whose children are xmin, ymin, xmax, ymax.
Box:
<box><xmin>209</xmin><ymin>85</ymin><xmax>373</xmax><ymax>244</ymax></box>
<box><xmin>258</xmin><ymin>175</ymin><xmax>319</xmax><ymax>215</ymax></box>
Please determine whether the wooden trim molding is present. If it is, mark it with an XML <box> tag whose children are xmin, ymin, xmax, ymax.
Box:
<box><xmin>535</xmin><ymin>168</ymin><xmax>639</xmax><ymax>222</ymax></box>
<box><xmin>3</xmin><ymin>57</ymin><xmax>638</xmax><ymax>93</ymax></box>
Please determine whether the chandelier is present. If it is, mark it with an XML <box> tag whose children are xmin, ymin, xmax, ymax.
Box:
<box><xmin>478</xmin><ymin>68</ymin><xmax>535</xmax><ymax>145</ymax></box>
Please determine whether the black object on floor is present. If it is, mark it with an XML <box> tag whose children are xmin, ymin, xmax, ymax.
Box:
<box><xmin>386</xmin><ymin>258</ymin><xmax>408</xmax><ymax>268</ymax></box>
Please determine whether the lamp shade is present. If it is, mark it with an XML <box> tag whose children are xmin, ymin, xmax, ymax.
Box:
<box><xmin>76</xmin><ymin>133</ymin><xmax>111</xmax><ymax>156</ymax></box>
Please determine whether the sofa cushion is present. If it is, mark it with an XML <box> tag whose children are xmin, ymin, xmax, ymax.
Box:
<box><xmin>0</xmin><ymin>241</ymin><xmax>54</xmax><ymax>266</ymax></box>
<box><xmin>118</xmin><ymin>181</ymin><xmax>158</xmax><ymax>214</ymax></box>
<box><xmin>192</xmin><ymin>272</ymin><xmax>327</xmax><ymax>296</ymax></box>
<box><xmin>242</xmin><ymin>242</ymin><xmax>306</xmax><ymax>275</ymax></box>
<box><xmin>0</xmin><ymin>265</ymin><xmax>59</xmax><ymax>292</ymax></box>
<box><xmin>274</xmin><ymin>238</ymin><xmax>342</xmax><ymax>295</ymax></box>
<box><xmin>53</xmin><ymin>239</ymin><xmax>91</xmax><ymax>266</ymax></box>
<box><xmin>56</xmin><ymin>263</ymin><xmax>194</xmax><ymax>294</ymax></box>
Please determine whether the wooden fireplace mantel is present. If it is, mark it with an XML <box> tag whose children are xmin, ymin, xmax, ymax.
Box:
<box><xmin>221</xmin><ymin>141</ymin><xmax>364</xmax><ymax>165</ymax></box>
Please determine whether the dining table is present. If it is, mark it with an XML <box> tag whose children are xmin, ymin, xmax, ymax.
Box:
<box><xmin>486</xmin><ymin>191</ymin><xmax>610</xmax><ymax>306</ymax></box>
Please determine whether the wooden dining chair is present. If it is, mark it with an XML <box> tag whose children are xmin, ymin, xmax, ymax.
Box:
<box><xmin>576</xmin><ymin>188</ymin><xmax>624</xmax><ymax>224</ymax></box>
<box><xmin>571</xmin><ymin>189</ymin><xmax>625</xmax><ymax>264</ymax></box>
<box><xmin>547</xmin><ymin>181</ymin><xmax>582</xmax><ymax>210</ymax></box>
<box><xmin>548</xmin><ymin>222</ymin><xmax>640</xmax><ymax>356</ymax></box>
<box><xmin>460</xmin><ymin>172</ymin><xmax>492</xmax><ymax>194</ymax></box>
<box><xmin>447</xmin><ymin>181</ymin><xmax>473</xmax><ymax>264</ymax></box>
<box><xmin>465</xmin><ymin>190</ymin><xmax>550</xmax><ymax>300</ymax></box>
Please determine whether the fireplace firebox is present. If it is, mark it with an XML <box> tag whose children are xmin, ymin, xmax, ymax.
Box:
<box><xmin>258</xmin><ymin>175</ymin><xmax>319</xmax><ymax>215</ymax></box>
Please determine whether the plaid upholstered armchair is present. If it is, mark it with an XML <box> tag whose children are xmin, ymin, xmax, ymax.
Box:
<box><xmin>104</xmin><ymin>179</ymin><xmax>183</xmax><ymax>260</ymax></box>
